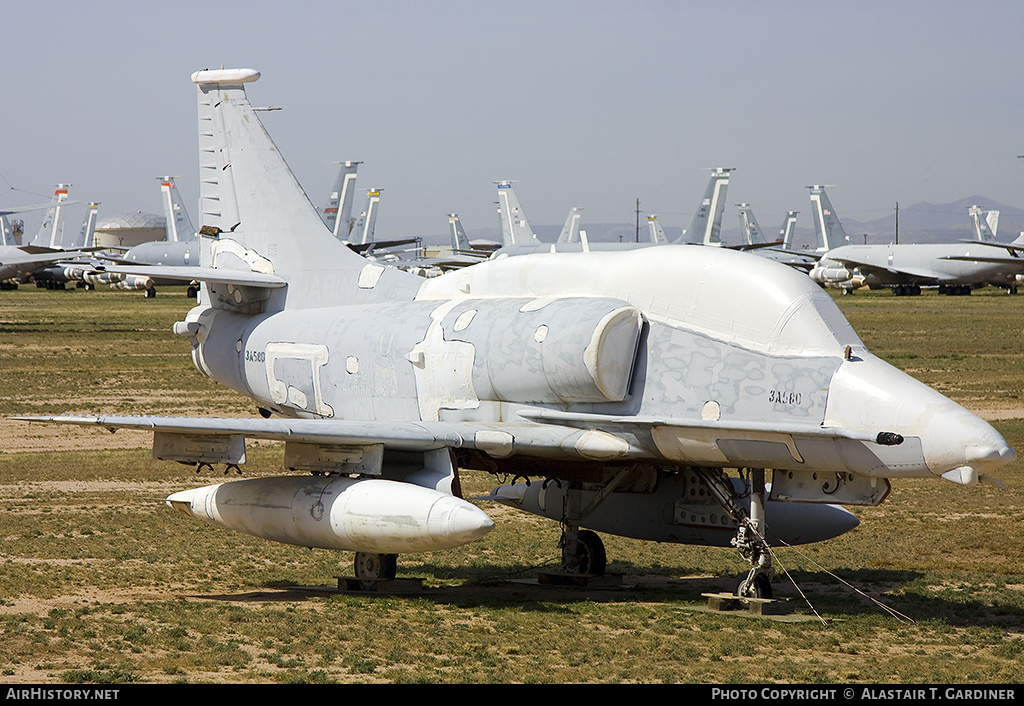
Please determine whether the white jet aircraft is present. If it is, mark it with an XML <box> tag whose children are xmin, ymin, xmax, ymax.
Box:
<box><xmin>809</xmin><ymin>186</ymin><xmax>1024</xmax><ymax>296</ymax></box>
<box><xmin>20</xmin><ymin>69</ymin><xmax>1016</xmax><ymax>599</ymax></box>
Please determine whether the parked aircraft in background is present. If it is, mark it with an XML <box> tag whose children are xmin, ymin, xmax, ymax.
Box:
<box><xmin>779</xmin><ymin>210</ymin><xmax>800</xmax><ymax>248</ymax></box>
<box><xmin>22</xmin><ymin>69</ymin><xmax>1015</xmax><ymax>602</ymax></box>
<box><xmin>490</xmin><ymin>169</ymin><xmax>733</xmax><ymax>257</ymax></box>
<box><xmin>647</xmin><ymin>215</ymin><xmax>668</xmax><ymax>243</ymax></box>
<box><xmin>116</xmin><ymin>177</ymin><xmax>200</xmax><ymax>297</ymax></box>
<box><xmin>347</xmin><ymin>188</ymin><xmax>384</xmax><ymax>247</ymax></box>
<box><xmin>736</xmin><ymin>204</ymin><xmax>817</xmax><ymax>271</ymax></box>
<box><xmin>0</xmin><ymin>185</ymin><xmax>100</xmax><ymax>287</ymax></box>
<box><xmin>808</xmin><ymin>186</ymin><xmax>1024</xmax><ymax>295</ymax></box>
<box><xmin>321</xmin><ymin>161</ymin><xmax>361</xmax><ymax>241</ymax></box>
<box><xmin>968</xmin><ymin>205</ymin><xmax>998</xmax><ymax>242</ymax></box>
<box><xmin>556</xmin><ymin>207</ymin><xmax>583</xmax><ymax>243</ymax></box>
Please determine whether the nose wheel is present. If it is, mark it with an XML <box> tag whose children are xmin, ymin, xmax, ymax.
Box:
<box><xmin>692</xmin><ymin>467</ymin><xmax>776</xmax><ymax>599</ymax></box>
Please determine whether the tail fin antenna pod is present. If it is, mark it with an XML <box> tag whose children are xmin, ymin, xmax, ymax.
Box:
<box><xmin>495</xmin><ymin>181</ymin><xmax>540</xmax><ymax>246</ymax></box>
<box><xmin>190</xmin><ymin>68</ymin><xmax>395</xmax><ymax>309</ymax></box>
<box><xmin>158</xmin><ymin>177</ymin><xmax>197</xmax><ymax>243</ymax></box>
<box><xmin>807</xmin><ymin>185</ymin><xmax>848</xmax><ymax>252</ymax></box>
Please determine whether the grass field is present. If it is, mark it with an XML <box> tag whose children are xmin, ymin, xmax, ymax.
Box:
<box><xmin>1</xmin><ymin>284</ymin><xmax>1023</xmax><ymax>684</ymax></box>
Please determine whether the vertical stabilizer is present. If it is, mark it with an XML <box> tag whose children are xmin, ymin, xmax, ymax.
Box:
<box><xmin>495</xmin><ymin>181</ymin><xmax>540</xmax><ymax>246</ymax></box>
<box><xmin>158</xmin><ymin>177</ymin><xmax>196</xmax><ymax>242</ymax></box>
<box><xmin>322</xmin><ymin>161</ymin><xmax>361</xmax><ymax>240</ymax></box>
<box><xmin>66</xmin><ymin>202</ymin><xmax>99</xmax><ymax>249</ymax></box>
<box><xmin>677</xmin><ymin>168</ymin><xmax>732</xmax><ymax>245</ymax></box>
<box><xmin>557</xmin><ymin>207</ymin><xmax>583</xmax><ymax>243</ymax></box>
<box><xmin>736</xmin><ymin>203</ymin><xmax>767</xmax><ymax>245</ymax></box>
<box><xmin>31</xmin><ymin>184</ymin><xmax>71</xmax><ymax>248</ymax></box>
<box><xmin>349</xmin><ymin>188</ymin><xmax>383</xmax><ymax>245</ymax></box>
<box><xmin>968</xmin><ymin>205</ymin><xmax>998</xmax><ymax>242</ymax></box>
<box><xmin>190</xmin><ymin>68</ymin><xmax>413</xmax><ymax>309</ymax></box>
<box><xmin>780</xmin><ymin>211</ymin><xmax>799</xmax><ymax>248</ymax></box>
<box><xmin>647</xmin><ymin>215</ymin><xmax>667</xmax><ymax>244</ymax></box>
<box><xmin>0</xmin><ymin>215</ymin><xmax>16</xmax><ymax>246</ymax></box>
<box><xmin>448</xmin><ymin>213</ymin><xmax>471</xmax><ymax>251</ymax></box>
<box><xmin>808</xmin><ymin>186</ymin><xmax>848</xmax><ymax>252</ymax></box>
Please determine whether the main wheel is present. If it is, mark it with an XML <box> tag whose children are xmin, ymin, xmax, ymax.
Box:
<box><xmin>573</xmin><ymin>530</ymin><xmax>607</xmax><ymax>576</ymax></box>
<box><xmin>354</xmin><ymin>552</ymin><xmax>398</xmax><ymax>585</ymax></box>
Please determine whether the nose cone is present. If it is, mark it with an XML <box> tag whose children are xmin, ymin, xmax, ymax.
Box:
<box><xmin>825</xmin><ymin>352</ymin><xmax>1015</xmax><ymax>485</ymax></box>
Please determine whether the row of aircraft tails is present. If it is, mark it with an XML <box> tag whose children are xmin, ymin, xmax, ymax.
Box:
<box><xmin>13</xmin><ymin>68</ymin><xmax>1018</xmax><ymax>605</ymax></box>
<box><xmin>316</xmin><ymin>163</ymin><xmax>1020</xmax><ymax>300</ymax></box>
<box><xmin>5</xmin><ymin>158</ymin><xmax>1017</xmax><ymax>301</ymax></box>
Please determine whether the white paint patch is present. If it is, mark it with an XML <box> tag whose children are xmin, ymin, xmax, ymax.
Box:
<box><xmin>265</xmin><ymin>342</ymin><xmax>334</xmax><ymax>417</ymax></box>
<box><xmin>357</xmin><ymin>264</ymin><xmax>386</xmax><ymax>289</ymax></box>
<box><xmin>408</xmin><ymin>300</ymin><xmax>479</xmax><ymax>421</ymax></box>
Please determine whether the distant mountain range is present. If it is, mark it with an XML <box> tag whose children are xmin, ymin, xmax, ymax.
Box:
<box><xmin>415</xmin><ymin>196</ymin><xmax>1024</xmax><ymax>251</ymax></box>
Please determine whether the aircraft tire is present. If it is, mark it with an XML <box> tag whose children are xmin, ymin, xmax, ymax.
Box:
<box><xmin>574</xmin><ymin>529</ymin><xmax>607</xmax><ymax>576</ymax></box>
<box><xmin>354</xmin><ymin>552</ymin><xmax>398</xmax><ymax>588</ymax></box>
<box><xmin>734</xmin><ymin>572</ymin><xmax>772</xmax><ymax>600</ymax></box>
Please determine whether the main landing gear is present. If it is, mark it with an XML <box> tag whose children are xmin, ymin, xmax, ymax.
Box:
<box><xmin>353</xmin><ymin>552</ymin><xmax>398</xmax><ymax>590</ymax></box>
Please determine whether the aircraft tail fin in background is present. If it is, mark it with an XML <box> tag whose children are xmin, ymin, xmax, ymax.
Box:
<box><xmin>556</xmin><ymin>207</ymin><xmax>583</xmax><ymax>243</ymax></box>
<box><xmin>158</xmin><ymin>177</ymin><xmax>197</xmax><ymax>243</ymax></box>
<box><xmin>66</xmin><ymin>202</ymin><xmax>99</xmax><ymax>249</ymax></box>
<box><xmin>677</xmin><ymin>168</ymin><xmax>732</xmax><ymax>245</ymax></box>
<box><xmin>30</xmin><ymin>184</ymin><xmax>71</xmax><ymax>249</ymax></box>
<box><xmin>808</xmin><ymin>185</ymin><xmax>848</xmax><ymax>252</ymax></box>
<box><xmin>780</xmin><ymin>211</ymin><xmax>799</xmax><ymax>248</ymax></box>
<box><xmin>647</xmin><ymin>215</ymin><xmax>667</xmax><ymax>244</ymax></box>
<box><xmin>322</xmin><ymin>161</ymin><xmax>361</xmax><ymax>240</ymax></box>
<box><xmin>191</xmin><ymin>68</ymin><xmax>383</xmax><ymax>306</ymax></box>
<box><xmin>349</xmin><ymin>188</ymin><xmax>383</xmax><ymax>245</ymax></box>
<box><xmin>495</xmin><ymin>181</ymin><xmax>540</xmax><ymax>246</ymax></box>
<box><xmin>448</xmin><ymin>213</ymin><xmax>471</xmax><ymax>251</ymax></box>
<box><xmin>968</xmin><ymin>205</ymin><xmax>999</xmax><ymax>242</ymax></box>
<box><xmin>737</xmin><ymin>203</ymin><xmax>767</xmax><ymax>245</ymax></box>
<box><xmin>0</xmin><ymin>215</ymin><xmax>16</xmax><ymax>246</ymax></box>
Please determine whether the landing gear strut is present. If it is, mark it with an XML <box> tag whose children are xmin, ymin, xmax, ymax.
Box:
<box><xmin>693</xmin><ymin>467</ymin><xmax>774</xmax><ymax>599</ymax></box>
<box><xmin>557</xmin><ymin>481</ymin><xmax>611</xmax><ymax>576</ymax></box>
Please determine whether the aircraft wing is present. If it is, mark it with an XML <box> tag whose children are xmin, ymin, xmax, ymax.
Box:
<box><xmin>92</xmin><ymin>265</ymin><xmax>287</xmax><ymax>288</ymax></box>
<box><xmin>941</xmin><ymin>255</ymin><xmax>1024</xmax><ymax>266</ymax></box>
<box><xmin>958</xmin><ymin>239</ymin><xmax>1024</xmax><ymax>254</ymax></box>
<box><xmin>823</xmin><ymin>255</ymin><xmax>945</xmax><ymax>283</ymax></box>
<box><xmin>16</xmin><ymin>412</ymin><xmax>899</xmax><ymax>463</ymax></box>
<box><xmin>0</xmin><ymin>250</ymin><xmax>92</xmax><ymax>268</ymax></box>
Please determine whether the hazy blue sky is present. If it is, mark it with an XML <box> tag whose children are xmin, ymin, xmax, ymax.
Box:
<box><xmin>2</xmin><ymin>0</ymin><xmax>1022</xmax><ymax>241</ymax></box>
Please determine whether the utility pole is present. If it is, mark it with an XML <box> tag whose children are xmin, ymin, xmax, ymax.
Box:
<box><xmin>635</xmin><ymin>197</ymin><xmax>640</xmax><ymax>243</ymax></box>
<box><xmin>895</xmin><ymin>201</ymin><xmax>899</xmax><ymax>245</ymax></box>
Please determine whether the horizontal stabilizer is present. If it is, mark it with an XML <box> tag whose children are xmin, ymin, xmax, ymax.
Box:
<box><xmin>93</xmin><ymin>265</ymin><xmax>287</xmax><ymax>288</ymax></box>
